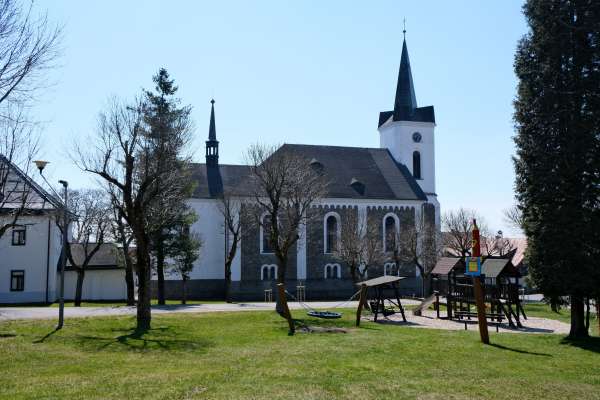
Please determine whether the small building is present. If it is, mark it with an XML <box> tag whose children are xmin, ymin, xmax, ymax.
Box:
<box><xmin>64</xmin><ymin>243</ymin><xmax>129</xmax><ymax>301</ymax></box>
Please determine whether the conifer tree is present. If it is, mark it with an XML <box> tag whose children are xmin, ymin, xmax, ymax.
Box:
<box><xmin>143</xmin><ymin>68</ymin><xmax>195</xmax><ymax>305</ymax></box>
<box><xmin>513</xmin><ymin>0</ymin><xmax>600</xmax><ymax>338</ymax></box>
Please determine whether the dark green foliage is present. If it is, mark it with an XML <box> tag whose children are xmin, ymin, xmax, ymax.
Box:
<box><xmin>142</xmin><ymin>68</ymin><xmax>196</xmax><ymax>305</ymax></box>
<box><xmin>513</xmin><ymin>0</ymin><xmax>600</xmax><ymax>338</ymax></box>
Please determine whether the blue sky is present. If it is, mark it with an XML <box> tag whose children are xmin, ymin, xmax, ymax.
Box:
<box><xmin>33</xmin><ymin>1</ymin><xmax>528</xmax><ymax>235</ymax></box>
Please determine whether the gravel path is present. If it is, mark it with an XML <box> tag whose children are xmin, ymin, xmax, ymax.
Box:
<box><xmin>0</xmin><ymin>300</ymin><xmax>417</xmax><ymax>321</ymax></box>
<box><xmin>365</xmin><ymin>309</ymin><xmax>570</xmax><ymax>335</ymax></box>
<box><xmin>0</xmin><ymin>300</ymin><xmax>570</xmax><ymax>335</ymax></box>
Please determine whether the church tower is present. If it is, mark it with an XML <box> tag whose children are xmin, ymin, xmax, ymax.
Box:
<box><xmin>378</xmin><ymin>32</ymin><xmax>437</xmax><ymax>201</ymax></box>
<box><xmin>206</xmin><ymin>99</ymin><xmax>219</xmax><ymax>167</ymax></box>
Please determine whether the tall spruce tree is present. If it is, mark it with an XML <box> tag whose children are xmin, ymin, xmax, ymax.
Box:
<box><xmin>513</xmin><ymin>0</ymin><xmax>600</xmax><ymax>339</ymax></box>
<box><xmin>143</xmin><ymin>68</ymin><xmax>195</xmax><ymax>305</ymax></box>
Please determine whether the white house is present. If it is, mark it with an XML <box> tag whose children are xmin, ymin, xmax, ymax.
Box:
<box><xmin>0</xmin><ymin>156</ymin><xmax>63</xmax><ymax>303</ymax></box>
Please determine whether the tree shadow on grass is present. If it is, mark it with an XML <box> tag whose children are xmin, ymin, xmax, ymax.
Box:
<box><xmin>488</xmin><ymin>343</ymin><xmax>552</xmax><ymax>357</ymax></box>
<box><xmin>33</xmin><ymin>327</ymin><xmax>60</xmax><ymax>343</ymax></box>
<box><xmin>34</xmin><ymin>325</ymin><xmax>213</xmax><ymax>353</ymax></box>
<box><xmin>560</xmin><ymin>336</ymin><xmax>600</xmax><ymax>354</ymax></box>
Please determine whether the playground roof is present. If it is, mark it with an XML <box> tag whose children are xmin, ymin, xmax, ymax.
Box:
<box><xmin>431</xmin><ymin>257</ymin><xmax>463</xmax><ymax>276</ymax></box>
<box><xmin>481</xmin><ymin>258</ymin><xmax>518</xmax><ymax>278</ymax></box>
<box><xmin>357</xmin><ymin>276</ymin><xmax>405</xmax><ymax>287</ymax></box>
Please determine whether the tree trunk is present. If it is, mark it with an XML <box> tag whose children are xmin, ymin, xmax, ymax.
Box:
<box><xmin>415</xmin><ymin>263</ymin><xmax>425</xmax><ymax>298</ymax></box>
<box><xmin>596</xmin><ymin>298</ymin><xmax>599</xmax><ymax>336</ymax></box>
<box><xmin>135</xmin><ymin>241</ymin><xmax>152</xmax><ymax>331</ymax></box>
<box><xmin>224</xmin><ymin>263</ymin><xmax>232</xmax><ymax>303</ymax></box>
<box><xmin>156</xmin><ymin>238</ymin><xmax>165</xmax><ymax>305</ymax></box>
<box><xmin>181</xmin><ymin>278</ymin><xmax>187</xmax><ymax>305</ymax></box>
<box><xmin>124</xmin><ymin>254</ymin><xmax>135</xmax><ymax>306</ymax></box>
<box><xmin>585</xmin><ymin>298</ymin><xmax>590</xmax><ymax>331</ymax></box>
<box><xmin>568</xmin><ymin>296</ymin><xmax>589</xmax><ymax>339</ymax></box>
<box><xmin>275</xmin><ymin>256</ymin><xmax>288</xmax><ymax>317</ymax></box>
<box><xmin>74</xmin><ymin>269</ymin><xmax>85</xmax><ymax>307</ymax></box>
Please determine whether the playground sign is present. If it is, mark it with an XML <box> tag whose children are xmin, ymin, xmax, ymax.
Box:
<box><xmin>465</xmin><ymin>256</ymin><xmax>481</xmax><ymax>276</ymax></box>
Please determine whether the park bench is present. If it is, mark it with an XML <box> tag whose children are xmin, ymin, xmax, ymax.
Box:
<box><xmin>454</xmin><ymin>310</ymin><xmax>504</xmax><ymax>332</ymax></box>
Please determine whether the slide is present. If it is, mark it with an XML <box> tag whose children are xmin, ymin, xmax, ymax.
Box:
<box><xmin>412</xmin><ymin>294</ymin><xmax>437</xmax><ymax>316</ymax></box>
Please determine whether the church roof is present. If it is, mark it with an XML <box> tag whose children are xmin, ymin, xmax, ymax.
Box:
<box><xmin>378</xmin><ymin>37</ymin><xmax>435</xmax><ymax>127</ymax></box>
<box><xmin>190</xmin><ymin>144</ymin><xmax>427</xmax><ymax>201</ymax></box>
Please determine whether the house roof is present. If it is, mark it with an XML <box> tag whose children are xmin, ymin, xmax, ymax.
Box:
<box><xmin>66</xmin><ymin>243</ymin><xmax>121</xmax><ymax>270</ymax></box>
<box><xmin>191</xmin><ymin>144</ymin><xmax>427</xmax><ymax>201</ymax></box>
<box><xmin>431</xmin><ymin>257</ymin><xmax>464</xmax><ymax>276</ymax></box>
<box><xmin>0</xmin><ymin>154</ymin><xmax>63</xmax><ymax>211</ymax></box>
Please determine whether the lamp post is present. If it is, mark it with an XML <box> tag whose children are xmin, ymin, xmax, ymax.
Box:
<box><xmin>33</xmin><ymin>160</ymin><xmax>68</xmax><ymax>329</ymax></box>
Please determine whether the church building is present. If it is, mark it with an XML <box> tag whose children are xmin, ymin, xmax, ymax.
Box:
<box><xmin>165</xmin><ymin>35</ymin><xmax>440</xmax><ymax>300</ymax></box>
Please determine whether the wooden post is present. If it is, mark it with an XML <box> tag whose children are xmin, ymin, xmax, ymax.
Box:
<box><xmin>277</xmin><ymin>283</ymin><xmax>295</xmax><ymax>335</ymax></box>
<box><xmin>473</xmin><ymin>276</ymin><xmax>489</xmax><ymax>344</ymax></box>
<box><xmin>471</xmin><ymin>219</ymin><xmax>489</xmax><ymax>344</ymax></box>
<box><xmin>355</xmin><ymin>284</ymin><xmax>367</xmax><ymax>327</ymax></box>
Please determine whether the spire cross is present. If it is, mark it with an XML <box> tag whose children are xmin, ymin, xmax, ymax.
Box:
<box><xmin>403</xmin><ymin>18</ymin><xmax>406</xmax><ymax>37</ymax></box>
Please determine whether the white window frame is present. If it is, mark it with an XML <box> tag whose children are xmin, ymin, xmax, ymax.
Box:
<box><xmin>382</xmin><ymin>212</ymin><xmax>400</xmax><ymax>253</ymax></box>
<box><xmin>323</xmin><ymin>211</ymin><xmax>341</xmax><ymax>254</ymax></box>
<box><xmin>324</xmin><ymin>263</ymin><xmax>341</xmax><ymax>279</ymax></box>
<box><xmin>261</xmin><ymin>264</ymin><xmax>277</xmax><ymax>281</ymax></box>
<box><xmin>384</xmin><ymin>262</ymin><xmax>397</xmax><ymax>277</ymax></box>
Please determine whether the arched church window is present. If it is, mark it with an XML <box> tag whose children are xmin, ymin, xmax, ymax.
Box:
<box><xmin>261</xmin><ymin>264</ymin><xmax>277</xmax><ymax>280</ymax></box>
<box><xmin>261</xmin><ymin>215</ymin><xmax>274</xmax><ymax>254</ymax></box>
<box><xmin>324</xmin><ymin>213</ymin><xmax>340</xmax><ymax>253</ymax></box>
<box><xmin>413</xmin><ymin>151</ymin><xmax>421</xmax><ymax>180</ymax></box>
<box><xmin>384</xmin><ymin>216</ymin><xmax>396</xmax><ymax>252</ymax></box>
<box><xmin>384</xmin><ymin>262</ymin><xmax>397</xmax><ymax>276</ymax></box>
<box><xmin>324</xmin><ymin>263</ymin><xmax>341</xmax><ymax>279</ymax></box>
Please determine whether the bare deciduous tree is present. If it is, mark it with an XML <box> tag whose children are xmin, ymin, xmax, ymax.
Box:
<box><xmin>0</xmin><ymin>0</ymin><xmax>61</xmax><ymax>108</ymax></box>
<box><xmin>503</xmin><ymin>204</ymin><xmax>524</xmax><ymax>233</ymax></box>
<box><xmin>63</xmin><ymin>188</ymin><xmax>111</xmax><ymax>306</ymax></box>
<box><xmin>76</xmin><ymin>97</ymin><xmax>190</xmax><ymax>330</ymax></box>
<box><xmin>334</xmin><ymin>211</ymin><xmax>386</xmax><ymax>283</ymax></box>
<box><xmin>218</xmin><ymin>193</ymin><xmax>243</xmax><ymax>303</ymax></box>
<box><xmin>246</xmin><ymin>143</ymin><xmax>327</xmax><ymax>333</ymax></box>
<box><xmin>360</xmin><ymin>220</ymin><xmax>386</xmax><ymax>279</ymax></box>
<box><xmin>110</xmin><ymin>198</ymin><xmax>135</xmax><ymax>306</ymax></box>
<box><xmin>442</xmin><ymin>208</ymin><xmax>488</xmax><ymax>257</ymax></box>
<box><xmin>395</xmin><ymin>205</ymin><xmax>441</xmax><ymax>297</ymax></box>
<box><xmin>0</xmin><ymin>104</ymin><xmax>39</xmax><ymax>238</ymax></box>
<box><xmin>334</xmin><ymin>211</ymin><xmax>364</xmax><ymax>283</ymax></box>
<box><xmin>0</xmin><ymin>0</ymin><xmax>60</xmax><ymax>238</ymax></box>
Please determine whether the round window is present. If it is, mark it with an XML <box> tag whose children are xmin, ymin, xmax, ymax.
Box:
<box><xmin>412</xmin><ymin>132</ymin><xmax>422</xmax><ymax>143</ymax></box>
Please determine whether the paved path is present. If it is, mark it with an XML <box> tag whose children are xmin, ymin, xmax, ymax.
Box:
<box><xmin>0</xmin><ymin>300</ymin><xmax>421</xmax><ymax>321</ymax></box>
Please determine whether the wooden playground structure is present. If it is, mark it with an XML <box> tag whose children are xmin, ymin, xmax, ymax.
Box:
<box><xmin>428</xmin><ymin>256</ymin><xmax>527</xmax><ymax>330</ymax></box>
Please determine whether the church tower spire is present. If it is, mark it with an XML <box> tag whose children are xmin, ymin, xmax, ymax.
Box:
<box><xmin>206</xmin><ymin>99</ymin><xmax>219</xmax><ymax>167</ymax></box>
<box><xmin>393</xmin><ymin>34</ymin><xmax>417</xmax><ymax>120</ymax></box>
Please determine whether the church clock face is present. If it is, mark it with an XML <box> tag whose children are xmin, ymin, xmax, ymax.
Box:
<box><xmin>412</xmin><ymin>132</ymin><xmax>422</xmax><ymax>143</ymax></box>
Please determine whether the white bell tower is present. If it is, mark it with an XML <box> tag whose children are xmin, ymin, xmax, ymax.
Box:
<box><xmin>378</xmin><ymin>32</ymin><xmax>437</xmax><ymax>203</ymax></box>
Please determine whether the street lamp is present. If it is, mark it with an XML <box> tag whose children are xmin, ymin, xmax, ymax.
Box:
<box><xmin>33</xmin><ymin>160</ymin><xmax>68</xmax><ymax>329</ymax></box>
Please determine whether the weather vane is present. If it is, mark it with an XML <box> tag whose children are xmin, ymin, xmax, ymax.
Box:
<box><xmin>403</xmin><ymin>18</ymin><xmax>406</xmax><ymax>37</ymax></box>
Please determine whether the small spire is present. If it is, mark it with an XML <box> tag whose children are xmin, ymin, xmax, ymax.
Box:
<box><xmin>393</xmin><ymin>30</ymin><xmax>417</xmax><ymax>120</ymax></box>
<box><xmin>206</xmin><ymin>99</ymin><xmax>219</xmax><ymax>167</ymax></box>
<box><xmin>208</xmin><ymin>99</ymin><xmax>216</xmax><ymax>141</ymax></box>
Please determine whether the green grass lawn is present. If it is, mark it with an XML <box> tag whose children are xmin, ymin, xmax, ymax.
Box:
<box><xmin>0</xmin><ymin>304</ymin><xmax>599</xmax><ymax>400</ymax></box>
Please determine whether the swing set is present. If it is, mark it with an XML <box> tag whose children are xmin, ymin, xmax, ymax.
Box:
<box><xmin>275</xmin><ymin>275</ymin><xmax>408</xmax><ymax>334</ymax></box>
